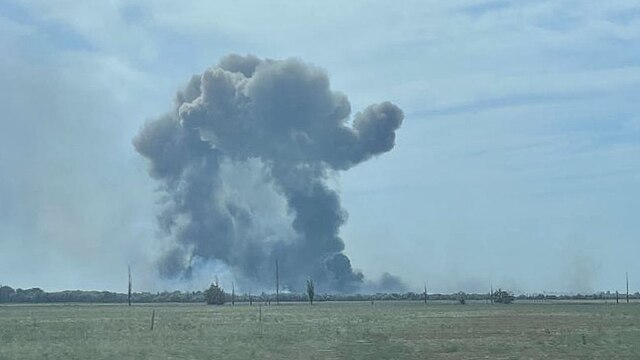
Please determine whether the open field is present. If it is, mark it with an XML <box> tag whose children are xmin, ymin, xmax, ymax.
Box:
<box><xmin>1</xmin><ymin>302</ymin><xmax>639</xmax><ymax>359</ymax></box>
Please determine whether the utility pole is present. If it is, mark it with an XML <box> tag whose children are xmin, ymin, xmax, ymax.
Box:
<box><xmin>232</xmin><ymin>282</ymin><xmax>235</xmax><ymax>306</ymax></box>
<box><xmin>424</xmin><ymin>283</ymin><xmax>427</xmax><ymax>304</ymax></box>
<box><xmin>275</xmin><ymin>258</ymin><xmax>280</xmax><ymax>305</ymax></box>
<box><xmin>128</xmin><ymin>265</ymin><xmax>132</xmax><ymax>307</ymax></box>
<box><xmin>627</xmin><ymin>272</ymin><xmax>630</xmax><ymax>304</ymax></box>
<box><xmin>490</xmin><ymin>284</ymin><xmax>494</xmax><ymax>304</ymax></box>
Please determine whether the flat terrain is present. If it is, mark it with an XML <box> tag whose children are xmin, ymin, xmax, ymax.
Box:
<box><xmin>1</xmin><ymin>301</ymin><xmax>639</xmax><ymax>359</ymax></box>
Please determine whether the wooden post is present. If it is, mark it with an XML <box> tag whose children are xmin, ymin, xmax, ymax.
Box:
<box><xmin>150</xmin><ymin>309</ymin><xmax>156</xmax><ymax>331</ymax></box>
<box><xmin>275</xmin><ymin>259</ymin><xmax>280</xmax><ymax>305</ymax></box>
<box><xmin>232</xmin><ymin>282</ymin><xmax>235</xmax><ymax>306</ymax></box>
<box><xmin>616</xmin><ymin>290</ymin><xmax>619</xmax><ymax>304</ymax></box>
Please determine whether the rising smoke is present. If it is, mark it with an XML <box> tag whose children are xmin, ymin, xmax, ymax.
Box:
<box><xmin>134</xmin><ymin>55</ymin><xmax>404</xmax><ymax>292</ymax></box>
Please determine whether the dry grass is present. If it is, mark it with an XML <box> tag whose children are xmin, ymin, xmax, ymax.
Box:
<box><xmin>1</xmin><ymin>301</ymin><xmax>639</xmax><ymax>359</ymax></box>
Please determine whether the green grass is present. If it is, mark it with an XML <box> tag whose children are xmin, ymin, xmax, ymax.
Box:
<box><xmin>1</xmin><ymin>302</ymin><xmax>639</xmax><ymax>359</ymax></box>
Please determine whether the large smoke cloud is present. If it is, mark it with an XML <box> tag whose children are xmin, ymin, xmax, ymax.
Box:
<box><xmin>134</xmin><ymin>55</ymin><xmax>403</xmax><ymax>292</ymax></box>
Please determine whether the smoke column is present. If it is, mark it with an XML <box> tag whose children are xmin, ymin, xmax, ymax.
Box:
<box><xmin>134</xmin><ymin>55</ymin><xmax>403</xmax><ymax>292</ymax></box>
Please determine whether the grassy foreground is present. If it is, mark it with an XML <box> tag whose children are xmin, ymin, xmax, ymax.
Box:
<box><xmin>1</xmin><ymin>301</ymin><xmax>639</xmax><ymax>359</ymax></box>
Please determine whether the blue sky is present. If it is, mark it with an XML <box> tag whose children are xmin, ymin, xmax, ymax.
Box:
<box><xmin>0</xmin><ymin>0</ymin><xmax>638</xmax><ymax>294</ymax></box>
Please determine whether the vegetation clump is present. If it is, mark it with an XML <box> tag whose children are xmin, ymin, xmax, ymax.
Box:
<box><xmin>204</xmin><ymin>283</ymin><xmax>226</xmax><ymax>305</ymax></box>
<box><xmin>492</xmin><ymin>289</ymin><xmax>515</xmax><ymax>304</ymax></box>
<box><xmin>457</xmin><ymin>292</ymin><xmax>466</xmax><ymax>305</ymax></box>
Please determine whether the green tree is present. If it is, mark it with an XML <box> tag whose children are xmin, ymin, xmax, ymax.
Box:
<box><xmin>457</xmin><ymin>291</ymin><xmax>466</xmax><ymax>305</ymax></box>
<box><xmin>204</xmin><ymin>282</ymin><xmax>226</xmax><ymax>305</ymax></box>
<box><xmin>0</xmin><ymin>285</ymin><xmax>15</xmax><ymax>303</ymax></box>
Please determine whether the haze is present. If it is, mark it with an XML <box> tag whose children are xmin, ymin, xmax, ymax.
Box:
<box><xmin>0</xmin><ymin>0</ymin><xmax>638</xmax><ymax>295</ymax></box>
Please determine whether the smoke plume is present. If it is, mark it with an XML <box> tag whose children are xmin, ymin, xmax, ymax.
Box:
<box><xmin>134</xmin><ymin>55</ymin><xmax>403</xmax><ymax>292</ymax></box>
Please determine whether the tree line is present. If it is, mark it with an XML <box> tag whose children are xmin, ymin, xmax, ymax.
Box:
<box><xmin>1</xmin><ymin>284</ymin><xmax>638</xmax><ymax>304</ymax></box>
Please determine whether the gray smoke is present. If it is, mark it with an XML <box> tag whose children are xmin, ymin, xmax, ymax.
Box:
<box><xmin>134</xmin><ymin>55</ymin><xmax>403</xmax><ymax>292</ymax></box>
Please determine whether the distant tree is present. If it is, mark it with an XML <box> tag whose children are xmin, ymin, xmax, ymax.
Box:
<box><xmin>0</xmin><ymin>285</ymin><xmax>15</xmax><ymax>303</ymax></box>
<box><xmin>306</xmin><ymin>278</ymin><xmax>315</xmax><ymax>305</ymax></box>
<box><xmin>457</xmin><ymin>291</ymin><xmax>466</xmax><ymax>305</ymax></box>
<box><xmin>204</xmin><ymin>282</ymin><xmax>226</xmax><ymax>305</ymax></box>
<box><xmin>492</xmin><ymin>289</ymin><xmax>515</xmax><ymax>304</ymax></box>
<box><xmin>15</xmin><ymin>288</ymin><xmax>45</xmax><ymax>303</ymax></box>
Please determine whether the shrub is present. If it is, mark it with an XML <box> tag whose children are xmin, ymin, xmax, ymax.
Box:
<box><xmin>204</xmin><ymin>283</ymin><xmax>226</xmax><ymax>305</ymax></box>
<box><xmin>457</xmin><ymin>292</ymin><xmax>466</xmax><ymax>305</ymax></box>
<box><xmin>492</xmin><ymin>289</ymin><xmax>515</xmax><ymax>304</ymax></box>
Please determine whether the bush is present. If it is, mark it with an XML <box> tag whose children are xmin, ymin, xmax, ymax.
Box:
<box><xmin>204</xmin><ymin>283</ymin><xmax>226</xmax><ymax>305</ymax></box>
<box><xmin>492</xmin><ymin>289</ymin><xmax>515</xmax><ymax>304</ymax></box>
<box><xmin>457</xmin><ymin>292</ymin><xmax>466</xmax><ymax>305</ymax></box>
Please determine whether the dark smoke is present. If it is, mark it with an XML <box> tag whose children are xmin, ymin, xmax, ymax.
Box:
<box><xmin>134</xmin><ymin>55</ymin><xmax>403</xmax><ymax>292</ymax></box>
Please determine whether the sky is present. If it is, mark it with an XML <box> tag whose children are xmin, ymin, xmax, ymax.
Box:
<box><xmin>0</xmin><ymin>0</ymin><xmax>639</xmax><ymax>294</ymax></box>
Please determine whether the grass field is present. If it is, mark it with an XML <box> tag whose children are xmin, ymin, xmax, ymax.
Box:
<box><xmin>1</xmin><ymin>301</ymin><xmax>639</xmax><ymax>359</ymax></box>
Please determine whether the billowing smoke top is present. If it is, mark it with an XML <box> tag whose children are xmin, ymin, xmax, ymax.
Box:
<box><xmin>134</xmin><ymin>55</ymin><xmax>403</xmax><ymax>293</ymax></box>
